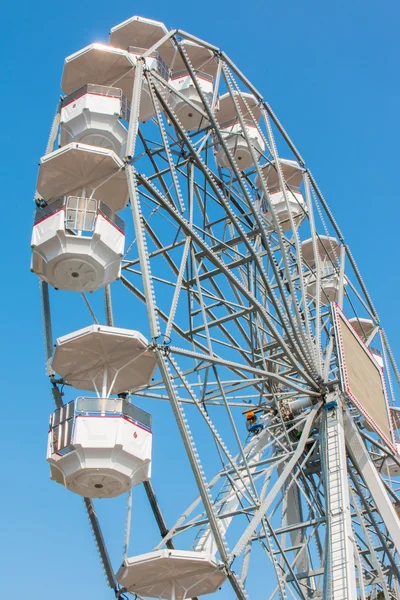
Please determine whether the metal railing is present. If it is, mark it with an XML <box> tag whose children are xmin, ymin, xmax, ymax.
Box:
<box><xmin>306</xmin><ymin>264</ymin><xmax>338</xmax><ymax>282</ymax></box>
<box><xmin>49</xmin><ymin>397</ymin><xmax>152</xmax><ymax>454</ymax></box>
<box><xmin>34</xmin><ymin>197</ymin><xmax>125</xmax><ymax>233</ymax></box>
<box><xmin>127</xmin><ymin>46</ymin><xmax>169</xmax><ymax>82</ymax></box>
<box><xmin>50</xmin><ymin>401</ymin><xmax>75</xmax><ymax>454</ymax></box>
<box><xmin>261</xmin><ymin>185</ymin><xmax>303</xmax><ymax>214</ymax></box>
<box><xmin>219</xmin><ymin>117</ymin><xmax>259</xmax><ymax>130</ymax></box>
<box><xmin>157</xmin><ymin>55</ymin><xmax>170</xmax><ymax>83</ymax></box>
<box><xmin>34</xmin><ymin>196</ymin><xmax>64</xmax><ymax>223</ymax></box>
<box><xmin>266</xmin><ymin>184</ymin><xmax>302</xmax><ymax>196</ymax></box>
<box><xmin>98</xmin><ymin>200</ymin><xmax>125</xmax><ymax>232</ymax></box>
<box><xmin>76</xmin><ymin>397</ymin><xmax>152</xmax><ymax>430</ymax></box>
<box><xmin>66</xmin><ymin>196</ymin><xmax>97</xmax><ymax>231</ymax></box>
<box><xmin>319</xmin><ymin>264</ymin><xmax>336</xmax><ymax>278</ymax></box>
<box><xmin>171</xmin><ymin>69</ymin><xmax>213</xmax><ymax>84</ymax></box>
<box><xmin>120</xmin><ymin>93</ymin><xmax>131</xmax><ymax>123</ymax></box>
<box><xmin>127</xmin><ymin>45</ymin><xmax>156</xmax><ymax>56</ymax></box>
<box><xmin>60</xmin><ymin>84</ymin><xmax>130</xmax><ymax>122</ymax></box>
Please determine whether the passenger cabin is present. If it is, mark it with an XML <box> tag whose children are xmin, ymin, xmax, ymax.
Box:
<box><xmin>33</xmin><ymin>141</ymin><xmax>128</xmax><ymax>290</ymax></box>
<box><xmin>381</xmin><ymin>444</ymin><xmax>400</xmax><ymax>478</ymax></box>
<box><xmin>47</xmin><ymin>325</ymin><xmax>156</xmax><ymax>498</ymax></box>
<box><xmin>109</xmin><ymin>16</ymin><xmax>173</xmax><ymax>122</ymax></box>
<box><xmin>169</xmin><ymin>41</ymin><xmax>217</xmax><ymax>131</ymax></box>
<box><xmin>215</xmin><ymin>92</ymin><xmax>264</xmax><ymax>170</ymax></box>
<box><xmin>256</xmin><ymin>159</ymin><xmax>306</xmax><ymax>232</ymax></box>
<box><xmin>31</xmin><ymin>196</ymin><xmax>125</xmax><ymax>292</ymax></box>
<box><xmin>62</xmin><ymin>40</ymin><xmax>168</xmax><ymax>125</ymax></box>
<box><xmin>48</xmin><ymin>397</ymin><xmax>152</xmax><ymax>498</ymax></box>
<box><xmin>301</xmin><ymin>236</ymin><xmax>345</xmax><ymax>304</ymax></box>
<box><xmin>60</xmin><ymin>84</ymin><xmax>129</xmax><ymax>157</ymax></box>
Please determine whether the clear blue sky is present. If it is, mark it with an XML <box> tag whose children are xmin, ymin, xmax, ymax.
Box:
<box><xmin>1</xmin><ymin>0</ymin><xmax>399</xmax><ymax>598</ymax></box>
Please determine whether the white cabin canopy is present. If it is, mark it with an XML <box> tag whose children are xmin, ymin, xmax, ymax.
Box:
<box><xmin>258</xmin><ymin>158</ymin><xmax>304</xmax><ymax>189</ymax></box>
<box><xmin>51</xmin><ymin>325</ymin><xmax>156</xmax><ymax>395</ymax></box>
<box><xmin>301</xmin><ymin>235</ymin><xmax>340</xmax><ymax>267</ymax></box>
<box><xmin>36</xmin><ymin>143</ymin><xmax>128</xmax><ymax>212</ymax></box>
<box><xmin>109</xmin><ymin>16</ymin><xmax>175</xmax><ymax>67</ymax></box>
<box><xmin>117</xmin><ymin>550</ymin><xmax>227</xmax><ymax>599</ymax></box>
<box><xmin>348</xmin><ymin>317</ymin><xmax>376</xmax><ymax>342</ymax></box>
<box><xmin>216</xmin><ymin>91</ymin><xmax>261</xmax><ymax>126</ymax></box>
<box><xmin>61</xmin><ymin>44</ymin><xmax>135</xmax><ymax>98</ymax></box>
<box><xmin>170</xmin><ymin>40</ymin><xmax>218</xmax><ymax>77</ymax></box>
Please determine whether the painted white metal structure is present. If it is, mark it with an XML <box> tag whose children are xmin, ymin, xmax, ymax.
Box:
<box><xmin>301</xmin><ymin>235</ymin><xmax>345</xmax><ymax>304</ymax></box>
<box><xmin>47</xmin><ymin>397</ymin><xmax>152</xmax><ymax>498</ymax></box>
<box><xmin>31</xmin><ymin>196</ymin><xmax>125</xmax><ymax>291</ymax></box>
<box><xmin>60</xmin><ymin>85</ymin><xmax>128</xmax><ymax>156</ymax></box>
<box><xmin>47</xmin><ymin>326</ymin><xmax>156</xmax><ymax>498</ymax></box>
<box><xmin>32</xmin><ymin>14</ymin><xmax>400</xmax><ymax>600</ymax></box>
<box><xmin>256</xmin><ymin>159</ymin><xmax>307</xmax><ymax>231</ymax></box>
<box><xmin>169</xmin><ymin>41</ymin><xmax>217</xmax><ymax>131</ymax></box>
<box><xmin>215</xmin><ymin>92</ymin><xmax>265</xmax><ymax>169</ymax></box>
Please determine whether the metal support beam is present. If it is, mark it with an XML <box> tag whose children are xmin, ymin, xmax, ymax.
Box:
<box><xmin>344</xmin><ymin>410</ymin><xmax>400</xmax><ymax>555</ymax></box>
<box><xmin>83</xmin><ymin>498</ymin><xmax>118</xmax><ymax>592</ymax></box>
<box><xmin>231</xmin><ymin>402</ymin><xmax>321</xmax><ymax>559</ymax></box>
<box><xmin>320</xmin><ymin>396</ymin><xmax>357</xmax><ymax>599</ymax></box>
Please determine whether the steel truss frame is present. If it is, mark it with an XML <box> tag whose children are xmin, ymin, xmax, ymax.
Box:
<box><xmin>37</xmin><ymin>24</ymin><xmax>400</xmax><ymax>600</ymax></box>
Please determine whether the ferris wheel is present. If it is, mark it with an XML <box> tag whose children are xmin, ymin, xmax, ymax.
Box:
<box><xmin>32</xmin><ymin>14</ymin><xmax>400</xmax><ymax>600</ymax></box>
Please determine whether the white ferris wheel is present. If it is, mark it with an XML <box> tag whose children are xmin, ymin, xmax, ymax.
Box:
<box><xmin>32</xmin><ymin>14</ymin><xmax>400</xmax><ymax>600</ymax></box>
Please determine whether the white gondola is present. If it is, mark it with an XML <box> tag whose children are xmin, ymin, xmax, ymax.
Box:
<box><xmin>31</xmin><ymin>196</ymin><xmax>125</xmax><ymax>292</ymax></box>
<box><xmin>215</xmin><ymin>92</ymin><xmax>264</xmax><ymax>170</ymax></box>
<box><xmin>47</xmin><ymin>325</ymin><xmax>157</xmax><ymax>498</ymax></box>
<box><xmin>125</xmin><ymin>45</ymin><xmax>169</xmax><ymax>122</ymax></box>
<box><xmin>256</xmin><ymin>159</ymin><xmax>306</xmax><ymax>231</ymax></box>
<box><xmin>169</xmin><ymin>41</ymin><xmax>217</xmax><ymax>131</ymax></box>
<box><xmin>109</xmin><ymin>16</ymin><xmax>173</xmax><ymax>122</ymax></box>
<box><xmin>348</xmin><ymin>317</ymin><xmax>376</xmax><ymax>342</ymax></box>
<box><xmin>60</xmin><ymin>84</ymin><xmax>129</xmax><ymax>157</ymax></box>
<box><xmin>381</xmin><ymin>444</ymin><xmax>400</xmax><ymax>478</ymax></box>
<box><xmin>36</xmin><ymin>143</ymin><xmax>128</xmax><ymax>213</ymax></box>
<box><xmin>117</xmin><ymin>550</ymin><xmax>227</xmax><ymax>599</ymax></box>
<box><xmin>48</xmin><ymin>397</ymin><xmax>152</xmax><ymax>498</ymax></box>
<box><xmin>62</xmin><ymin>42</ymin><xmax>168</xmax><ymax>124</ymax></box>
<box><xmin>301</xmin><ymin>235</ymin><xmax>345</xmax><ymax>304</ymax></box>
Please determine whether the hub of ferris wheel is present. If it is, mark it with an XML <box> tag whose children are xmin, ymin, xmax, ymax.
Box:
<box><xmin>31</xmin><ymin>14</ymin><xmax>400</xmax><ymax>600</ymax></box>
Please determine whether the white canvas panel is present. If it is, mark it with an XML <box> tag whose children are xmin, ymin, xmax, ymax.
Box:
<box><xmin>335</xmin><ymin>307</ymin><xmax>394</xmax><ymax>447</ymax></box>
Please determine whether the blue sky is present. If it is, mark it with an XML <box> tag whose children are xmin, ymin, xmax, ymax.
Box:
<box><xmin>1</xmin><ymin>0</ymin><xmax>399</xmax><ymax>598</ymax></box>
